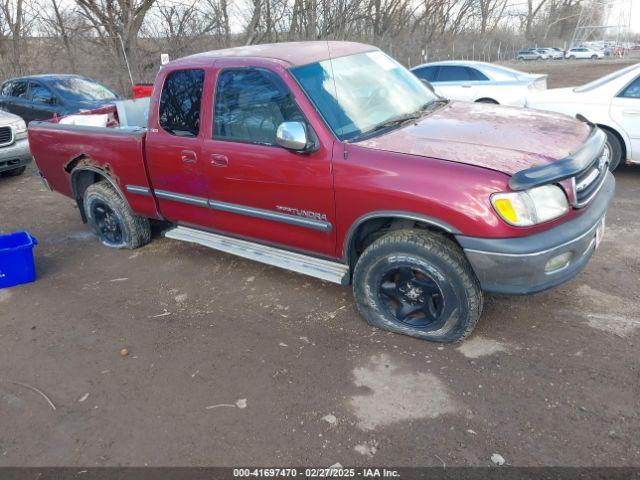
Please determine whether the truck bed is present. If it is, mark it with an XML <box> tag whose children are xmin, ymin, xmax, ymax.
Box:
<box><xmin>28</xmin><ymin>110</ymin><xmax>159</xmax><ymax>220</ymax></box>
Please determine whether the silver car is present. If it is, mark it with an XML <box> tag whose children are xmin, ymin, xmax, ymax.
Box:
<box><xmin>0</xmin><ymin>109</ymin><xmax>31</xmax><ymax>177</ymax></box>
<box><xmin>516</xmin><ymin>49</ymin><xmax>542</xmax><ymax>61</ymax></box>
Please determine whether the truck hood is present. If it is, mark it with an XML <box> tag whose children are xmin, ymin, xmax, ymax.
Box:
<box><xmin>356</xmin><ymin>101</ymin><xmax>591</xmax><ymax>176</ymax></box>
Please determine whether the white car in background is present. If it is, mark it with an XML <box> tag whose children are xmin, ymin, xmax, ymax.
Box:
<box><xmin>410</xmin><ymin>61</ymin><xmax>547</xmax><ymax>107</ymax></box>
<box><xmin>527</xmin><ymin>63</ymin><xmax>640</xmax><ymax>170</ymax></box>
<box><xmin>565</xmin><ymin>47</ymin><xmax>605</xmax><ymax>60</ymax></box>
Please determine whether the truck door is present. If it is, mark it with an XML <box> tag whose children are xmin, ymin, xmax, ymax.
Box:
<box><xmin>145</xmin><ymin>68</ymin><xmax>215</xmax><ymax>228</ymax></box>
<box><xmin>200</xmin><ymin>64</ymin><xmax>336</xmax><ymax>257</ymax></box>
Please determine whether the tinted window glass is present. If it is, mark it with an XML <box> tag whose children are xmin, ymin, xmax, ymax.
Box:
<box><xmin>413</xmin><ymin>67</ymin><xmax>437</xmax><ymax>82</ymax></box>
<box><xmin>620</xmin><ymin>76</ymin><xmax>640</xmax><ymax>98</ymax></box>
<box><xmin>12</xmin><ymin>81</ymin><xmax>28</xmax><ymax>98</ymax></box>
<box><xmin>214</xmin><ymin>68</ymin><xmax>304</xmax><ymax>145</ymax></box>
<box><xmin>51</xmin><ymin>77</ymin><xmax>117</xmax><ymax>101</ymax></box>
<box><xmin>437</xmin><ymin>66</ymin><xmax>472</xmax><ymax>82</ymax></box>
<box><xmin>159</xmin><ymin>69</ymin><xmax>204</xmax><ymax>137</ymax></box>
<box><xmin>29</xmin><ymin>82</ymin><xmax>55</xmax><ymax>103</ymax></box>
<box><xmin>468</xmin><ymin>68</ymin><xmax>489</xmax><ymax>81</ymax></box>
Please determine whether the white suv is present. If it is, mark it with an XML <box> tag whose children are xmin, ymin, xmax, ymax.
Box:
<box><xmin>565</xmin><ymin>47</ymin><xmax>605</xmax><ymax>60</ymax></box>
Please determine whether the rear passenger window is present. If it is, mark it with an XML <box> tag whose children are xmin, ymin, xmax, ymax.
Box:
<box><xmin>413</xmin><ymin>67</ymin><xmax>437</xmax><ymax>82</ymax></box>
<box><xmin>437</xmin><ymin>66</ymin><xmax>472</xmax><ymax>82</ymax></box>
<box><xmin>214</xmin><ymin>68</ymin><xmax>305</xmax><ymax>145</ymax></box>
<box><xmin>468</xmin><ymin>68</ymin><xmax>489</xmax><ymax>81</ymax></box>
<box><xmin>159</xmin><ymin>69</ymin><xmax>204</xmax><ymax>137</ymax></box>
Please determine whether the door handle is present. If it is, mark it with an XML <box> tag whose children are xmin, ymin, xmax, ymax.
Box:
<box><xmin>181</xmin><ymin>150</ymin><xmax>197</xmax><ymax>163</ymax></box>
<box><xmin>622</xmin><ymin>109</ymin><xmax>640</xmax><ymax>116</ymax></box>
<box><xmin>210</xmin><ymin>154</ymin><xmax>229</xmax><ymax>167</ymax></box>
<box><xmin>461</xmin><ymin>85</ymin><xmax>472</xmax><ymax>88</ymax></box>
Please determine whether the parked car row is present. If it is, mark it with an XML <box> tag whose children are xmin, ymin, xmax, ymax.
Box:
<box><xmin>515</xmin><ymin>46</ymin><xmax>606</xmax><ymax>61</ymax></box>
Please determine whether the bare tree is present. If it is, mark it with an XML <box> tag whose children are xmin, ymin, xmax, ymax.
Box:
<box><xmin>73</xmin><ymin>0</ymin><xmax>156</xmax><ymax>84</ymax></box>
<box><xmin>0</xmin><ymin>0</ymin><xmax>37</xmax><ymax>75</ymax></box>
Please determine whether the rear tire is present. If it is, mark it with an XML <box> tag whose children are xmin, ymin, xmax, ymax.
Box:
<box><xmin>84</xmin><ymin>181</ymin><xmax>151</xmax><ymax>249</ymax></box>
<box><xmin>2</xmin><ymin>166</ymin><xmax>26</xmax><ymax>177</ymax></box>
<box><xmin>591</xmin><ymin>54</ymin><xmax>598</xmax><ymax>60</ymax></box>
<box><xmin>352</xmin><ymin>229</ymin><xmax>483</xmax><ymax>343</ymax></box>
<box><xmin>603</xmin><ymin>129</ymin><xmax>623</xmax><ymax>171</ymax></box>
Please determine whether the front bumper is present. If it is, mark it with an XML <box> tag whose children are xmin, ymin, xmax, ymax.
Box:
<box><xmin>0</xmin><ymin>138</ymin><xmax>32</xmax><ymax>173</ymax></box>
<box><xmin>456</xmin><ymin>172</ymin><xmax>615</xmax><ymax>295</ymax></box>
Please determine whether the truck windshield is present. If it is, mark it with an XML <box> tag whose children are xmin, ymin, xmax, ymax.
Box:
<box><xmin>291</xmin><ymin>51</ymin><xmax>440</xmax><ymax>142</ymax></box>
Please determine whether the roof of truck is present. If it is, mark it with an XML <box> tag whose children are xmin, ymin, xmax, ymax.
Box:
<box><xmin>170</xmin><ymin>41</ymin><xmax>376</xmax><ymax>68</ymax></box>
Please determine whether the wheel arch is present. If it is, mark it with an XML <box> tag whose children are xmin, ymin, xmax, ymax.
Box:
<box><xmin>475</xmin><ymin>97</ymin><xmax>499</xmax><ymax>104</ymax></box>
<box><xmin>342</xmin><ymin>211</ymin><xmax>460</xmax><ymax>267</ymax></box>
<box><xmin>595</xmin><ymin>123</ymin><xmax>628</xmax><ymax>162</ymax></box>
<box><xmin>68</xmin><ymin>157</ymin><xmax>130</xmax><ymax>223</ymax></box>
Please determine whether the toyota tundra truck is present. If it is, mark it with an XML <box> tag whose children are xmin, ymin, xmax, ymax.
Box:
<box><xmin>28</xmin><ymin>41</ymin><xmax>614</xmax><ymax>343</ymax></box>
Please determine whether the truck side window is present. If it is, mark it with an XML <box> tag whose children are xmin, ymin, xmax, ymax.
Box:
<box><xmin>214</xmin><ymin>68</ymin><xmax>305</xmax><ymax>146</ymax></box>
<box><xmin>159</xmin><ymin>69</ymin><xmax>204</xmax><ymax>137</ymax></box>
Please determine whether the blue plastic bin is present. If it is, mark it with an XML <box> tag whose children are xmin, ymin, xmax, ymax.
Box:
<box><xmin>0</xmin><ymin>232</ymin><xmax>38</xmax><ymax>289</ymax></box>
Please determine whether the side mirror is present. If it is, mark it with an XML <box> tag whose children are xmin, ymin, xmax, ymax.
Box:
<box><xmin>276</xmin><ymin>121</ymin><xmax>308</xmax><ymax>151</ymax></box>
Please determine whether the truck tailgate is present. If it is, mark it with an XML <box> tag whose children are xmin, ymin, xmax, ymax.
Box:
<box><xmin>28</xmin><ymin>122</ymin><xmax>159</xmax><ymax>220</ymax></box>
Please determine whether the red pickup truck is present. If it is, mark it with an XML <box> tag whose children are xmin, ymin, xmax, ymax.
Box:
<box><xmin>28</xmin><ymin>41</ymin><xmax>614</xmax><ymax>343</ymax></box>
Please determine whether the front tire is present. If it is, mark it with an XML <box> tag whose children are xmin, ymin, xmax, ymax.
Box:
<box><xmin>603</xmin><ymin>129</ymin><xmax>623</xmax><ymax>171</ymax></box>
<box><xmin>353</xmin><ymin>230</ymin><xmax>483</xmax><ymax>343</ymax></box>
<box><xmin>84</xmin><ymin>181</ymin><xmax>151</xmax><ymax>249</ymax></box>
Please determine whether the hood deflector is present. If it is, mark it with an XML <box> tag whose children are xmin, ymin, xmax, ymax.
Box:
<box><xmin>508</xmin><ymin>126</ymin><xmax>606</xmax><ymax>191</ymax></box>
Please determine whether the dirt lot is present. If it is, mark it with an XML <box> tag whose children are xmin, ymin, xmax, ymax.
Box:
<box><xmin>1</xmin><ymin>59</ymin><xmax>639</xmax><ymax>468</ymax></box>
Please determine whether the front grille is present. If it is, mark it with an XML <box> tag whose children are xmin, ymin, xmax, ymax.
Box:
<box><xmin>573</xmin><ymin>147</ymin><xmax>608</xmax><ymax>207</ymax></box>
<box><xmin>0</xmin><ymin>126</ymin><xmax>12</xmax><ymax>146</ymax></box>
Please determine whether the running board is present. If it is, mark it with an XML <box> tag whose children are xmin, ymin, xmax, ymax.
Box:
<box><xmin>164</xmin><ymin>226</ymin><xmax>350</xmax><ymax>285</ymax></box>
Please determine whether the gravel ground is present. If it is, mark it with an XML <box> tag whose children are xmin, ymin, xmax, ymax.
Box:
<box><xmin>0</xmin><ymin>59</ymin><xmax>638</xmax><ymax>467</ymax></box>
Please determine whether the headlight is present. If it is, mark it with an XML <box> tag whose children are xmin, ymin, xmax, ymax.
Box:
<box><xmin>9</xmin><ymin>118</ymin><xmax>27</xmax><ymax>133</ymax></box>
<box><xmin>491</xmin><ymin>184</ymin><xmax>569</xmax><ymax>226</ymax></box>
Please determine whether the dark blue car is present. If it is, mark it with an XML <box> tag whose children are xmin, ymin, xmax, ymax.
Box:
<box><xmin>0</xmin><ymin>74</ymin><xmax>118</xmax><ymax>124</ymax></box>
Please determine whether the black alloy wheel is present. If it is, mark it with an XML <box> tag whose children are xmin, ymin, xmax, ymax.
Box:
<box><xmin>379</xmin><ymin>266</ymin><xmax>445</xmax><ymax>328</ymax></box>
<box><xmin>91</xmin><ymin>200</ymin><xmax>124</xmax><ymax>245</ymax></box>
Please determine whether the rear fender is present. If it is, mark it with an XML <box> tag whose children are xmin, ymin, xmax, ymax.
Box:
<box><xmin>69</xmin><ymin>160</ymin><xmax>130</xmax><ymax>223</ymax></box>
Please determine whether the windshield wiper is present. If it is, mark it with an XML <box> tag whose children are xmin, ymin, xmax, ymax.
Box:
<box><xmin>351</xmin><ymin>99</ymin><xmax>449</xmax><ymax>143</ymax></box>
<box><xmin>351</xmin><ymin>112</ymin><xmax>422</xmax><ymax>142</ymax></box>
